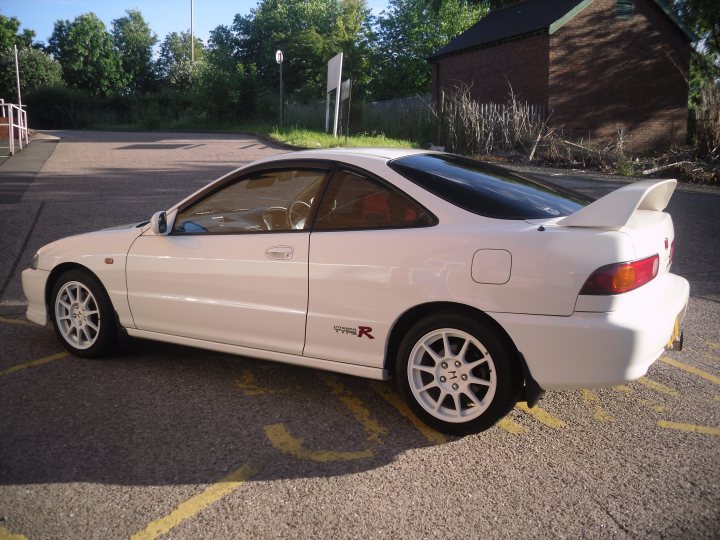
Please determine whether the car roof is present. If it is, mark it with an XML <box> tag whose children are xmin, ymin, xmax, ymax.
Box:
<box><xmin>260</xmin><ymin>147</ymin><xmax>430</xmax><ymax>164</ymax></box>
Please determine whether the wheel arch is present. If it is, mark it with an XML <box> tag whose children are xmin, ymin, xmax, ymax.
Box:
<box><xmin>385</xmin><ymin>301</ymin><xmax>545</xmax><ymax>407</ymax></box>
<box><xmin>45</xmin><ymin>263</ymin><xmax>107</xmax><ymax>322</ymax></box>
<box><xmin>385</xmin><ymin>302</ymin><xmax>519</xmax><ymax>376</ymax></box>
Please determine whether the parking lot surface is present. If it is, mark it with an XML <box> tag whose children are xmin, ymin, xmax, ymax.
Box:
<box><xmin>0</xmin><ymin>131</ymin><xmax>718</xmax><ymax>539</ymax></box>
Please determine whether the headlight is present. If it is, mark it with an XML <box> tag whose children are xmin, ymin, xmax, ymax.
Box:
<box><xmin>31</xmin><ymin>252</ymin><xmax>39</xmax><ymax>270</ymax></box>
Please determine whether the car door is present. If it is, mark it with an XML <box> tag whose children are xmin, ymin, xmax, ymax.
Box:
<box><xmin>126</xmin><ymin>166</ymin><xmax>329</xmax><ymax>355</ymax></box>
<box><xmin>304</xmin><ymin>167</ymin><xmax>437</xmax><ymax>367</ymax></box>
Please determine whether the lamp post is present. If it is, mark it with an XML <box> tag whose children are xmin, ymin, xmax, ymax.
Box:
<box><xmin>276</xmin><ymin>50</ymin><xmax>284</xmax><ymax>131</ymax></box>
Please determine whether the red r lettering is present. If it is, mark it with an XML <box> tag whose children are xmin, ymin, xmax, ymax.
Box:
<box><xmin>357</xmin><ymin>326</ymin><xmax>374</xmax><ymax>339</ymax></box>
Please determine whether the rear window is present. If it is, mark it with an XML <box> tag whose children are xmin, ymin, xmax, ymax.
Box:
<box><xmin>389</xmin><ymin>154</ymin><xmax>590</xmax><ymax>219</ymax></box>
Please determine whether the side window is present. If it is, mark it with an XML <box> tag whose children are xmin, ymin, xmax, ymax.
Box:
<box><xmin>314</xmin><ymin>169</ymin><xmax>434</xmax><ymax>231</ymax></box>
<box><xmin>173</xmin><ymin>169</ymin><xmax>327</xmax><ymax>234</ymax></box>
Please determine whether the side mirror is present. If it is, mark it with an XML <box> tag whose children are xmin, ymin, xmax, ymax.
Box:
<box><xmin>150</xmin><ymin>211</ymin><xmax>169</xmax><ymax>235</ymax></box>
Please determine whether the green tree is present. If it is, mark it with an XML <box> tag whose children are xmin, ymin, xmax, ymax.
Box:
<box><xmin>232</xmin><ymin>0</ymin><xmax>373</xmax><ymax>101</ymax></box>
<box><xmin>671</xmin><ymin>0</ymin><xmax>719</xmax><ymax>69</ymax></box>
<box><xmin>0</xmin><ymin>46</ymin><xmax>62</xmax><ymax>101</ymax></box>
<box><xmin>371</xmin><ymin>0</ymin><xmax>485</xmax><ymax>99</ymax></box>
<box><xmin>112</xmin><ymin>10</ymin><xmax>158</xmax><ymax>92</ymax></box>
<box><xmin>48</xmin><ymin>13</ymin><xmax>127</xmax><ymax>96</ymax></box>
<box><xmin>202</xmin><ymin>25</ymin><xmax>258</xmax><ymax>120</ymax></box>
<box><xmin>0</xmin><ymin>15</ymin><xmax>37</xmax><ymax>49</ymax></box>
<box><xmin>157</xmin><ymin>31</ymin><xmax>205</xmax><ymax>78</ymax></box>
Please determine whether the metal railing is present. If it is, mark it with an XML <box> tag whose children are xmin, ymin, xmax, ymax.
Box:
<box><xmin>0</xmin><ymin>99</ymin><xmax>30</xmax><ymax>156</ymax></box>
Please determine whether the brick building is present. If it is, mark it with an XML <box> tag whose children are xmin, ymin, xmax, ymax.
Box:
<box><xmin>428</xmin><ymin>0</ymin><xmax>696</xmax><ymax>150</ymax></box>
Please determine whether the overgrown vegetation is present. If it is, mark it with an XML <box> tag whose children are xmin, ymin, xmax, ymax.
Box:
<box><xmin>435</xmin><ymin>83</ymin><xmax>718</xmax><ymax>184</ymax></box>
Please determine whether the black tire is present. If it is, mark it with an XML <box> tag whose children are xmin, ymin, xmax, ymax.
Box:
<box><xmin>395</xmin><ymin>312</ymin><xmax>521</xmax><ymax>436</ymax></box>
<box><xmin>50</xmin><ymin>269</ymin><xmax>117</xmax><ymax>358</ymax></box>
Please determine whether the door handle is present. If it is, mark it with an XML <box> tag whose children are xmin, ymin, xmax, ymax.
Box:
<box><xmin>265</xmin><ymin>245</ymin><xmax>294</xmax><ymax>260</ymax></box>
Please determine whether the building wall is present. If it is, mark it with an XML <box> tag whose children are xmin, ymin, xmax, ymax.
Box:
<box><xmin>548</xmin><ymin>0</ymin><xmax>691</xmax><ymax>150</ymax></box>
<box><xmin>432</xmin><ymin>0</ymin><xmax>692</xmax><ymax>151</ymax></box>
<box><xmin>433</xmin><ymin>32</ymin><xmax>550</xmax><ymax>107</ymax></box>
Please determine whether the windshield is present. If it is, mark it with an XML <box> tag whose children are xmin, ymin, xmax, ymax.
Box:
<box><xmin>389</xmin><ymin>154</ymin><xmax>590</xmax><ymax>220</ymax></box>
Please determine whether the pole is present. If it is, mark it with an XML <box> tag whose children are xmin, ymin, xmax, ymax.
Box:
<box><xmin>276</xmin><ymin>50</ymin><xmax>284</xmax><ymax>131</ymax></box>
<box><xmin>190</xmin><ymin>0</ymin><xmax>194</xmax><ymax>63</ymax></box>
<box><xmin>14</xmin><ymin>44</ymin><xmax>23</xmax><ymax>144</ymax></box>
<box><xmin>279</xmin><ymin>61</ymin><xmax>284</xmax><ymax>131</ymax></box>
<box><xmin>14</xmin><ymin>45</ymin><xmax>21</xmax><ymax>109</ymax></box>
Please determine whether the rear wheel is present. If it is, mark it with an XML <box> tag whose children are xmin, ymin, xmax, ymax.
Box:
<box><xmin>396</xmin><ymin>313</ymin><xmax>521</xmax><ymax>435</ymax></box>
<box><xmin>51</xmin><ymin>269</ymin><xmax>116</xmax><ymax>358</ymax></box>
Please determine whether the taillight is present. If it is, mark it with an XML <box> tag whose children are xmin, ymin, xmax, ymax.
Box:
<box><xmin>580</xmin><ymin>255</ymin><xmax>660</xmax><ymax>295</ymax></box>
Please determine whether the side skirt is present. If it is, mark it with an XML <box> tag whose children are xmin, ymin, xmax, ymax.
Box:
<box><xmin>125</xmin><ymin>328</ymin><xmax>391</xmax><ymax>381</ymax></box>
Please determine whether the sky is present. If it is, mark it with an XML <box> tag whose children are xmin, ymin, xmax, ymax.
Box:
<box><xmin>1</xmin><ymin>0</ymin><xmax>389</xmax><ymax>47</ymax></box>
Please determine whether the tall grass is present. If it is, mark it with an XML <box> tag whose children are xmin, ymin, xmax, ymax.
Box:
<box><xmin>436</xmin><ymin>84</ymin><xmax>547</xmax><ymax>156</ymax></box>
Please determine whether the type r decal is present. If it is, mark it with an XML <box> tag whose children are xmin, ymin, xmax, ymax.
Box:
<box><xmin>357</xmin><ymin>326</ymin><xmax>375</xmax><ymax>339</ymax></box>
<box><xmin>334</xmin><ymin>325</ymin><xmax>375</xmax><ymax>339</ymax></box>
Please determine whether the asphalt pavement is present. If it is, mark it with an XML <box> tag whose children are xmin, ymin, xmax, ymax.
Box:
<box><xmin>0</xmin><ymin>131</ymin><xmax>718</xmax><ymax>539</ymax></box>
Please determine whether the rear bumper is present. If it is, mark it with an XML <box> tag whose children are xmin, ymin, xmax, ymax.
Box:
<box><xmin>22</xmin><ymin>268</ymin><xmax>49</xmax><ymax>326</ymax></box>
<box><xmin>494</xmin><ymin>273</ymin><xmax>690</xmax><ymax>390</ymax></box>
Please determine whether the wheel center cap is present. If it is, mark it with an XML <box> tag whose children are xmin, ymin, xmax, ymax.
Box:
<box><xmin>438</xmin><ymin>360</ymin><xmax>468</xmax><ymax>389</ymax></box>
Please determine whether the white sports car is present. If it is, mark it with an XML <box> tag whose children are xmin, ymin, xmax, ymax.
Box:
<box><xmin>22</xmin><ymin>149</ymin><xmax>689</xmax><ymax>434</ymax></box>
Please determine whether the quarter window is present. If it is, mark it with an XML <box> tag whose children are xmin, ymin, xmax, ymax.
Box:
<box><xmin>173</xmin><ymin>169</ymin><xmax>328</xmax><ymax>234</ymax></box>
<box><xmin>314</xmin><ymin>169</ymin><xmax>435</xmax><ymax>231</ymax></box>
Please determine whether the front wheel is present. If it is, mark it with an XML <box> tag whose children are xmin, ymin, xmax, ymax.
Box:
<box><xmin>51</xmin><ymin>269</ymin><xmax>116</xmax><ymax>358</ymax></box>
<box><xmin>396</xmin><ymin>313</ymin><xmax>521</xmax><ymax>436</ymax></box>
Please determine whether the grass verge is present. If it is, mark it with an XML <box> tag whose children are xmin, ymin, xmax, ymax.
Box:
<box><xmin>265</xmin><ymin>127</ymin><xmax>417</xmax><ymax>149</ymax></box>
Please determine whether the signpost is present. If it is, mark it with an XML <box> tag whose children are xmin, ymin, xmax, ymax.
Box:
<box><xmin>325</xmin><ymin>53</ymin><xmax>343</xmax><ymax>137</ymax></box>
<box><xmin>276</xmin><ymin>50</ymin><xmax>284</xmax><ymax>131</ymax></box>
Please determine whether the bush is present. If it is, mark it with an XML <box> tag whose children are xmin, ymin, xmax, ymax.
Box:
<box><xmin>25</xmin><ymin>85</ymin><xmax>92</xmax><ymax>129</ymax></box>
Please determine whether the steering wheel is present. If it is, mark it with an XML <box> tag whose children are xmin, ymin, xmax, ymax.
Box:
<box><xmin>288</xmin><ymin>201</ymin><xmax>311</xmax><ymax>230</ymax></box>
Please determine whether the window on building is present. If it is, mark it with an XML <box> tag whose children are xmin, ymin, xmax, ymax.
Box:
<box><xmin>616</xmin><ymin>0</ymin><xmax>634</xmax><ymax>19</ymax></box>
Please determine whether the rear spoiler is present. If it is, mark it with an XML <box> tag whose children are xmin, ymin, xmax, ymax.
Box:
<box><xmin>558</xmin><ymin>179</ymin><xmax>677</xmax><ymax>229</ymax></box>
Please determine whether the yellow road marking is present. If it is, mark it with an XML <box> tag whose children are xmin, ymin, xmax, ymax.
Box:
<box><xmin>714</xmin><ymin>395</ymin><xmax>720</xmax><ymax>402</ymax></box>
<box><xmin>637</xmin><ymin>377</ymin><xmax>680</xmax><ymax>397</ymax></box>
<box><xmin>264</xmin><ymin>424</ymin><xmax>374</xmax><ymax>462</ymax></box>
<box><xmin>234</xmin><ymin>369</ymin><xmax>281</xmax><ymax>396</ymax></box>
<box><xmin>660</xmin><ymin>357</ymin><xmax>720</xmax><ymax>386</ymax></box>
<box><xmin>516</xmin><ymin>402</ymin><xmax>567</xmax><ymax>429</ymax></box>
<box><xmin>612</xmin><ymin>385</ymin><xmax>632</xmax><ymax>394</ymax></box>
<box><xmin>370</xmin><ymin>382</ymin><xmax>448</xmax><ymax>444</ymax></box>
<box><xmin>0</xmin><ymin>527</ymin><xmax>27</xmax><ymax>540</ymax></box>
<box><xmin>497</xmin><ymin>418</ymin><xmax>528</xmax><ymax>434</ymax></box>
<box><xmin>130</xmin><ymin>464</ymin><xmax>256</xmax><ymax>540</ymax></box>
<box><xmin>638</xmin><ymin>399</ymin><xmax>668</xmax><ymax>413</ymax></box>
<box><xmin>321</xmin><ymin>376</ymin><xmax>387</xmax><ymax>443</ymax></box>
<box><xmin>705</xmin><ymin>341</ymin><xmax>720</xmax><ymax>351</ymax></box>
<box><xmin>0</xmin><ymin>352</ymin><xmax>69</xmax><ymax>377</ymax></box>
<box><xmin>0</xmin><ymin>316</ymin><xmax>35</xmax><ymax>328</ymax></box>
<box><xmin>657</xmin><ymin>420</ymin><xmax>720</xmax><ymax>436</ymax></box>
<box><xmin>580</xmin><ymin>390</ymin><xmax>613</xmax><ymax>422</ymax></box>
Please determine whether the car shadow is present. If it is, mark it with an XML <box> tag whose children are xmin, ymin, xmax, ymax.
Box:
<box><xmin>0</xmin><ymin>323</ymin><xmax>457</xmax><ymax>487</ymax></box>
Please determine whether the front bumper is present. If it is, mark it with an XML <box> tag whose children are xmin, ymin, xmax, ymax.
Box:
<box><xmin>22</xmin><ymin>268</ymin><xmax>50</xmax><ymax>326</ymax></box>
<box><xmin>493</xmin><ymin>273</ymin><xmax>690</xmax><ymax>390</ymax></box>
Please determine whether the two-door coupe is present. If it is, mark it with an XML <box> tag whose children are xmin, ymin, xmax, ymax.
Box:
<box><xmin>22</xmin><ymin>149</ymin><xmax>689</xmax><ymax>434</ymax></box>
